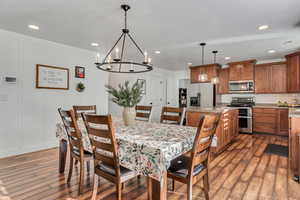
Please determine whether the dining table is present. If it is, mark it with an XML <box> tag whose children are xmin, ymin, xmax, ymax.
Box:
<box><xmin>56</xmin><ymin>117</ymin><xmax>201</xmax><ymax>200</ymax></box>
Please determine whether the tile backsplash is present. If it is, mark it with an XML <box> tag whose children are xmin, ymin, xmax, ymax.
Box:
<box><xmin>220</xmin><ymin>93</ymin><xmax>300</xmax><ymax>104</ymax></box>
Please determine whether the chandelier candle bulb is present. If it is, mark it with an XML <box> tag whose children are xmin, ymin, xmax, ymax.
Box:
<box><xmin>144</xmin><ymin>51</ymin><xmax>148</xmax><ymax>63</ymax></box>
<box><xmin>148</xmin><ymin>57</ymin><xmax>152</xmax><ymax>64</ymax></box>
<box><xmin>96</xmin><ymin>53</ymin><xmax>100</xmax><ymax>63</ymax></box>
<box><xmin>108</xmin><ymin>55</ymin><xmax>112</xmax><ymax>63</ymax></box>
<box><xmin>115</xmin><ymin>47</ymin><xmax>119</xmax><ymax>59</ymax></box>
<box><xmin>130</xmin><ymin>62</ymin><xmax>134</xmax><ymax>72</ymax></box>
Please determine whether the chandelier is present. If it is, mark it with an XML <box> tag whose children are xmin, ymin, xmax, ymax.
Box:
<box><xmin>95</xmin><ymin>4</ymin><xmax>153</xmax><ymax>73</ymax></box>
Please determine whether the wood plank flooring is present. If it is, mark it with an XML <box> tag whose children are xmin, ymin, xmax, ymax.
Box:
<box><xmin>0</xmin><ymin>134</ymin><xmax>299</xmax><ymax>200</ymax></box>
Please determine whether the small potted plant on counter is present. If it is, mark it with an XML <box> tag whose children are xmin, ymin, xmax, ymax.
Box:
<box><xmin>105</xmin><ymin>80</ymin><xmax>144</xmax><ymax>126</ymax></box>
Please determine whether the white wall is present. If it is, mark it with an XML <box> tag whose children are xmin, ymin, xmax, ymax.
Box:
<box><xmin>0</xmin><ymin>29</ymin><xmax>109</xmax><ymax>158</ymax></box>
<box><xmin>108</xmin><ymin>67</ymin><xmax>177</xmax><ymax>122</ymax></box>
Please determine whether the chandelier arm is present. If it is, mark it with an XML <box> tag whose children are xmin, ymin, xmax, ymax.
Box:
<box><xmin>127</xmin><ymin>33</ymin><xmax>145</xmax><ymax>56</ymax></box>
<box><xmin>124</xmin><ymin>9</ymin><xmax>128</xmax><ymax>30</ymax></box>
<box><xmin>119</xmin><ymin>34</ymin><xmax>127</xmax><ymax>72</ymax></box>
<box><xmin>102</xmin><ymin>33</ymin><xmax>125</xmax><ymax>62</ymax></box>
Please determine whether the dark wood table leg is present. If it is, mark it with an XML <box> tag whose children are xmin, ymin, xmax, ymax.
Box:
<box><xmin>147</xmin><ymin>172</ymin><xmax>167</xmax><ymax>200</ymax></box>
<box><xmin>59</xmin><ymin>139</ymin><xmax>68</xmax><ymax>173</ymax></box>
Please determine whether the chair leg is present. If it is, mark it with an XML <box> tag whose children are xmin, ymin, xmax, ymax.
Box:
<box><xmin>78</xmin><ymin>161</ymin><xmax>85</xmax><ymax>194</ymax></box>
<box><xmin>203</xmin><ymin>174</ymin><xmax>210</xmax><ymax>200</ymax></box>
<box><xmin>75</xmin><ymin>160</ymin><xmax>78</xmax><ymax>165</ymax></box>
<box><xmin>172</xmin><ymin>179</ymin><xmax>175</xmax><ymax>191</ymax></box>
<box><xmin>67</xmin><ymin>156</ymin><xmax>73</xmax><ymax>183</ymax></box>
<box><xmin>122</xmin><ymin>182</ymin><xmax>125</xmax><ymax>190</ymax></box>
<box><xmin>187</xmin><ymin>182</ymin><xmax>192</xmax><ymax>200</ymax></box>
<box><xmin>91</xmin><ymin>174</ymin><xmax>99</xmax><ymax>200</ymax></box>
<box><xmin>116</xmin><ymin>183</ymin><xmax>122</xmax><ymax>200</ymax></box>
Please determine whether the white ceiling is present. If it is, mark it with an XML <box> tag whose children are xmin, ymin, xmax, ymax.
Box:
<box><xmin>1</xmin><ymin>0</ymin><xmax>300</xmax><ymax>70</ymax></box>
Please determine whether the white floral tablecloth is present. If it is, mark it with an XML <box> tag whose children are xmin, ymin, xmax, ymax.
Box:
<box><xmin>56</xmin><ymin>118</ymin><xmax>210</xmax><ymax>181</ymax></box>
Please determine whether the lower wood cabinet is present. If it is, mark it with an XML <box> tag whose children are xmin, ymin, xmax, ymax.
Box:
<box><xmin>186</xmin><ymin>109</ymin><xmax>238</xmax><ymax>154</ymax></box>
<box><xmin>289</xmin><ymin>117</ymin><xmax>300</xmax><ymax>178</ymax></box>
<box><xmin>253</xmin><ymin>108</ymin><xmax>289</xmax><ymax>136</ymax></box>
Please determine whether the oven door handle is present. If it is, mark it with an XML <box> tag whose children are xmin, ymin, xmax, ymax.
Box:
<box><xmin>238</xmin><ymin>116</ymin><xmax>252</xmax><ymax>119</ymax></box>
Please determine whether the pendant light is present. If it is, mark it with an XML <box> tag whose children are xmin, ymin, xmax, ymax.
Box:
<box><xmin>211</xmin><ymin>50</ymin><xmax>220</xmax><ymax>84</ymax></box>
<box><xmin>198</xmin><ymin>43</ymin><xmax>208</xmax><ymax>82</ymax></box>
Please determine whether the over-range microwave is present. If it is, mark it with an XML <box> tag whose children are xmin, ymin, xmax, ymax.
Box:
<box><xmin>229</xmin><ymin>80</ymin><xmax>254</xmax><ymax>93</ymax></box>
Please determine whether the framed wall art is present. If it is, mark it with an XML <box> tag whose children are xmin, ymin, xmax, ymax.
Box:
<box><xmin>36</xmin><ymin>64</ymin><xmax>69</xmax><ymax>90</ymax></box>
<box><xmin>75</xmin><ymin>66</ymin><xmax>85</xmax><ymax>78</ymax></box>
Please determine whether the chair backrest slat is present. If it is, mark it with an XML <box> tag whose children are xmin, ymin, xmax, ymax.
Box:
<box><xmin>73</xmin><ymin>105</ymin><xmax>97</xmax><ymax>119</ymax></box>
<box><xmin>135</xmin><ymin>105</ymin><xmax>152</xmax><ymax>122</ymax></box>
<box><xmin>58</xmin><ymin>108</ymin><xmax>83</xmax><ymax>155</ymax></box>
<box><xmin>191</xmin><ymin>113</ymin><xmax>220</xmax><ymax>169</ymax></box>
<box><xmin>160</xmin><ymin>106</ymin><xmax>186</xmax><ymax>126</ymax></box>
<box><xmin>82</xmin><ymin>114</ymin><xmax>120</xmax><ymax>177</ymax></box>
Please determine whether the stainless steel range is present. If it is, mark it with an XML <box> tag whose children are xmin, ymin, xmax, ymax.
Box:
<box><xmin>227</xmin><ymin>97</ymin><xmax>255</xmax><ymax>133</ymax></box>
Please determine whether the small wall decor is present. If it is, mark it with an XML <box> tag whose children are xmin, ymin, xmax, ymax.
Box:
<box><xmin>36</xmin><ymin>64</ymin><xmax>69</xmax><ymax>90</ymax></box>
<box><xmin>137</xmin><ymin>79</ymin><xmax>146</xmax><ymax>94</ymax></box>
<box><xmin>75</xmin><ymin>66</ymin><xmax>85</xmax><ymax>78</ymax></box>
<box><xmin>76</xmin><ymin>82</ymin><xmax>85</xmax><ymax>92</ymax></box>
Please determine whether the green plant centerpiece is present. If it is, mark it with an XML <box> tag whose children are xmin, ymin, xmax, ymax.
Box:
<box><xmin>105</xmin><ymin>80</ymin><xmax>144</xmax><ymax>126</ymax></box>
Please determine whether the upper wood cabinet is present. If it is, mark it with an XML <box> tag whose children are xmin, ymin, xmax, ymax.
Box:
<box><xmin>228</xmin><ymin>60</ymin><xmax>256</xmax><ymax>81</ymax></box>
<box><xmin>217</xmin><ymin>68</ymin><xmax>229</xmax><ymax>94</ymax></box>
<box><xmin>190</xmin><ymin>64</ymin><xmax>220</xmax><ymax>83</ymax></box>
<box><xmin>286</xmin><ymin>51</ymin><xmax>300</xmax><ymax>93</ymax></box>
<box><xmin>255</xmin><ymin>62</ymin><xmax>287</xmax><ymax>94</ymax></box>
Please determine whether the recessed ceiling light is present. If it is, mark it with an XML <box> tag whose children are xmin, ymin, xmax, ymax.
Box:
<box><xmin>28</xmin><ymin>24</ymin><xmax>39</xmax><ymax>30</ymax></box>
<box><xmin>155</xmin><ymin>50</ymin><xmax>161</xmax><ymax>54</ymax></box>
<box><xmin>268</xmin><ymin>49</ymin><xmax>276</xmax><ymax>53</ymax></box>
<box><xmin>225</xmin><ymin>57</ymin><xmax>231</xmax><ymax>60</ymax></box>
<box><xmin>91</xmin><ymin>43</ymin><xmax>99</xmax><ymax>47</ymax></box>
<box><xmin>283</xmin><ymin>40</ymin><xmax>292</xmax><ymax>45</ymax></box>
<box><xmin>188</xmin><ymin>62</ymin><xmax>193</xmax><ymax>66</ymax></box>
<box><xmin>258</xmin><ymin>25</ymin><xmax>269</xmax><ymax>30</ymax></box>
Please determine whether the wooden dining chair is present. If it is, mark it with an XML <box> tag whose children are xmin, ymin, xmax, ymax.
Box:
<box><xmin>58</xmin><ymin>108</ymin><xmax>93</xmax><ymax>194</ymax></box>
<box><xmin>73</xmin><ymin>105</ymin><xmax>97</xmax><ymax>119</ymax></box>
<box><xmin>82</xmin><ymin>113</ymin><xmax>138</xmax><ymax>200</ymax></box>
<box><xmin>167</xmin><ymin>113</ymin><xmax>221</xmax><ymax>200</ymax></box>
<box><xmin>135</xmin><ymin>105</ymin><xmax>152</xmax><ymax>122</ymax></box>
<box><xmin>160</xmin><ymin>106</ymin><xmax>186</xmax><ymax>126</ymax></box>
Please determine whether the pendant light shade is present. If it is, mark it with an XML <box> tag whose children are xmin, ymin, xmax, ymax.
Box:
<box><xmin>211</xmin><ymin>50</ymin><xmax>219</xmax><ymax>85</ymax></box>
<box><xmin>198</xmin><ymin>43</ymin><xmax>208</xmax><ymax>82</ymax></box>
<box><xmin>198</xmin><ymin>73</ymin><xmax>208</xmax><ymax>82</ymax></box>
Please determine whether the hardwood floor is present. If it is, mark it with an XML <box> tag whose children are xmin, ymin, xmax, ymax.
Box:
<box><xmin>0</xmin><ymin>134</ymin><xmax>299</xmax><ymax>200</ymax></box>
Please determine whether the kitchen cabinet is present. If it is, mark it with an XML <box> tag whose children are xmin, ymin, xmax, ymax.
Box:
<box><xmin>289</xmin><ymin>116</ymin><xmax>300</xmax><ymax>178</ymax></box>
<box><xmin>186</xmin><ymin>109</ymin><xmax>238</xmax><ymax>154</ymax></box>
<box><xmin>253</xmin><ymin>107</ymin><xmax>288</xmax><ymax>136</ymax></box>
<box><xmin>253</xmin><ymin>108</ymin><xmax>277</xmax><ymax>134</ymax></box>
<box><xmin>217</xmin><ymin>68</ymin><xmax>229</xmax><ymax>94</ymax></box>
<box><xmin>255</xmin><ymin>64</ymin><xmax>271</xmax><ymax>93</ymax></box>
<box><xmin>277</xmin><ymin>109</ymin><xmax>289</xmax><ymax>135</ymax></box>
<box><xmin>255</xmin><ymin>62</ymin><xmax>287</xmax><ymax>94</ymax></box>
<box><xmin>286</xmin><ymin>52</ymin><xmax>300</xmax><ymax>93</ymax></box>
<box><xmin>229</xmin><ymin>60</ymin><xmax>256</xmax><ymax>81</ymax></box>
<box><xmin>190</xmin><ymin>64</ymin><xmax>220</xmax><ymax>83</ymax></box>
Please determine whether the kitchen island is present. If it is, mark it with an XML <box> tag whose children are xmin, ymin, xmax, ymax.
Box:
<box><xmin>186</xmin><ymin>106</ymin><xmax>239</xmax><ymax>154</ymax></box>
<box><xmin>289</xmin><ymin>108</ymin><xmax>300</xmax><ymax>181</ymax></box>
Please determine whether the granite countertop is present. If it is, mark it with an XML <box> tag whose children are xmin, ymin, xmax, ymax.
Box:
<box><xmin>186</xmin><ymin>106</ymin><xmax>236</xmax><ymax>113</ymax></box>
<box><xmin>289</xmin><ymin>108</ymin><xmax>300</xmax><ymax>118</ymax></box>
<box><xmin>253</xmin><ymin>104</ymin><xmax>290</xmax><ymax>109</ymax></box>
